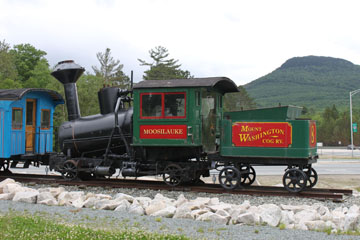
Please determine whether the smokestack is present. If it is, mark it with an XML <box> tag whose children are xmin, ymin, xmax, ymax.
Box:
<box><xmin>51</xmin><ymin>60</ymin><xmax>85</xmax><ymax>121</ymax></box>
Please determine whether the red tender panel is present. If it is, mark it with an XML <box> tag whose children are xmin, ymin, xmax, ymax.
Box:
<box><xmin>232</xmin><ymin>122</ymin><xmax>292</xmax><ymax>148</ymax></box>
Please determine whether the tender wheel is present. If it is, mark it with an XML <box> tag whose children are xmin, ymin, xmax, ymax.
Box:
<box><xmin>304</xmin><ymin>167</ymin><xmax>318</xmax><ymax>188</ymax></box>
<box><xmin>163</xmin><ymin>164</ymin><xmax>183</xmax><ymax>187</ymax></box>
<box><xmin>239</xmin><ymin>165</ymin><xmax>256</xmax><ymax>186</ymax></box>
<box><xmin>219</xmin><ymin>166</ymin><xmax>241</xmax><ymax>190</ymax></box>
<box><xmin>282</xmin><ymin>168</ymin><xmax>307</xmax><ymax>193</ymax></box>
<box><xmin>61</xmin><ymin>160</ymin><xmax>78</xmax><ymax>180</ymax></box>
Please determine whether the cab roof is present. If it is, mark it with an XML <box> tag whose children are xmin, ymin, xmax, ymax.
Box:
<box><xmin>133</xmin><ymin>77</ymin><xmax>239</xmax><ymax>94</ymax></box>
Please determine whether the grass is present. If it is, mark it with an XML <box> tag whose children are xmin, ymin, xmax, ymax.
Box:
<box><xmin>0</xmin><ymin>213</ymin><xmax>190</xmax><ymax>240</ymax></box>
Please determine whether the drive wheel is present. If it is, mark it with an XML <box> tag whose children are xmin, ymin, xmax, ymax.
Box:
<box><xmin>0</xmin><ymin>160</ymin><xmax>10</xmax><ymax>172</ymax></box>
<box><xmin>219</xmin><ymin>166</ymin><xmax>241</xmax><ymax>190</ymax></box>
<box><xmin>61</xmin><ymin>160</ymin><xmax>78</xmax><ymax>180</ymax></box>
<box><xmin>304</xmin><ymin>167</ymin><xmax>318</xmax><ymax>188</ymax></box>
<box><xmin>163</xmin><ymin>164</ymin><xmax>183</xmax><ymax>187</ymax></box>
<box><xmin>239</xmin><ymin>165</ymin><xmax>256</xmax><ymax>186</ymax></box>
<box><xmin>283</xmin><ymin>168</ymin><xmax>307</xmax><ymax>193</ymax></box>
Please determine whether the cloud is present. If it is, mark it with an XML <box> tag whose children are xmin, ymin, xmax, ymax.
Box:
<box><xmin>1</xmin><ymin>0</ymin><xmax>360</xmax><ymax>85</ymax></box>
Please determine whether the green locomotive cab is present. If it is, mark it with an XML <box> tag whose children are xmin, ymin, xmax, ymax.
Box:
<box><xmin>132</xmin><ymin>78</ymin><xmax>238</xmax><ymax>185</ymax></box>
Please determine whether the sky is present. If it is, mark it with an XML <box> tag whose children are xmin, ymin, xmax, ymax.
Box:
<box><xmin>1</xmin><ymin>0</ymin><xmax>360</xmax><ymax>86</ymax></box>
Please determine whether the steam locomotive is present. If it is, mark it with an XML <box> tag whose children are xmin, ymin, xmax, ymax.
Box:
<box><xmin>0</xmin><ymin>60</ymin><xmax>318</xmax><ymax>193</ymax></box>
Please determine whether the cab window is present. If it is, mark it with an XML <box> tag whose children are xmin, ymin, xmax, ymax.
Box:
<box><xmin>140</xmin><ymin>92</ymin><xmax>186</xmax><ymax>119</ymax></box>
<box><xmin>12</xmin><ymin>108</ymin><xmax>23</xmax><ymax>129</ymax></box>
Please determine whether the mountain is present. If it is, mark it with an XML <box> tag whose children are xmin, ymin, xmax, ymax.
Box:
<box><xmin>244</xmin><ymin>56</ymin><xmax>360</xmax><ymax>110</ymax></box>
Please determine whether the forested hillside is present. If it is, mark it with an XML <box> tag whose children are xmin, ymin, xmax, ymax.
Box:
<box><xmin>244</xmin><ymin>56</ymin><xmax>360</xmax><ymax>110</ymax></box>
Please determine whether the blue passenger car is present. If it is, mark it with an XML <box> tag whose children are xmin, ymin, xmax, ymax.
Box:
<box><xmin>0</xmin><ymin>88</ymin><xmax>64</xmax><ymax>170</ymax></box>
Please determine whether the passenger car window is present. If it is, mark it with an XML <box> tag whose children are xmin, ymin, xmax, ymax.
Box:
<box><xmin>41</xmin><ymin>109</ymin><xmax>51</xmax><ymax>129</ymax></box>
<box><xmin>12</xmin><ymin>108</ymin><xmax>23</xmax><ymax>129</ymax></box>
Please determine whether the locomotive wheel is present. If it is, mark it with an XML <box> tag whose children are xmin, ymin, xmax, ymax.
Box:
<box><xmin>239</xmin><ymin>165</ymin><xmax>256</xmax><ymax>186</ymax></box>
<box><xmin>61</xmin><ymin>160</ymin><xmax>78</xmax><ymax>180</ymax></box>
<box><xmin>282</xmin><ymin>168</ymin><xmax>307</xmax><ymax>193</ymax></box>
<box><xmin>0</xmin><ymin>160</ymin><xmax>10</xmax><ymax>172</ymax></box>
<box><xmin>219</xmin><ymin>166</ymin><xmax>241</xmax><ymax>190</ymax></box>
<box><xmin>163</xmin><ymin>164</ymin><xmax>183</xmax><ymax>187</ymax></box>
<box><xmin>303</xmin><ymin>167</ymin><xmax>318</xmax><ymax>188</ymax></box>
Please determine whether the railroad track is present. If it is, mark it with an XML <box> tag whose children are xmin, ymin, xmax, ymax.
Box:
<box><xmin>0</xmin><ymin>172</ymin><xmax>352</xmax><ymax>202</ymax></box>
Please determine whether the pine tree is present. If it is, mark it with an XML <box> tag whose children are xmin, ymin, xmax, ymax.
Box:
<box><xmin>138</xmin><ymin>46</ymin><xmax>192</xmax><ymax>80</ymax></box>
<box><xmin>92</xmin><ymin>48</ymin><xmax>130</xmax><ymax>88</ymax></box>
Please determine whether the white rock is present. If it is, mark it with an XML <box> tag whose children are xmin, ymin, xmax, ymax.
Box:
<box><xmin>173</xmin><ymin>202</ymin><xmax>194</xmax><ymax>219</ymax></box>
<box><xmin>145</xmin><ymin>200</ymin><xmax>167</xmax><ymax>215</ymax></box>
<box><xmin>151</xmin><ymin>206</ymin><xmax>177</xmax><ymax>218</ymax></box>
<box><xmin>209</xmin><ymin>197</ymin><xmax>220</xmax><ymax>205</ymax></box>
<box><xmin>236</xmin><ymin>212</ymin><xmax>256</xmax><ymax>225</ymax></box>
<box><xmin>191</xmin><ymin>197</ymin><xmax>210</xmax><ymax>208</ymax></box>
<box><xmin>294</xmin><ymin>222</ymin><xmax>308</xmax><ymax>231</ymax></box>
<box><xmin>58</xmin><ymin>191</ymin><xmax>85</xmax><ymax>206</ymax></box>
<box><xmin>83</xmin><ymin>197</ymin><xmax>98</xmax><ymax>208</ymax></box>
<box><xmin>38</xmin><ymin>198</ymin><xmax>58</xmax><ymax>206</ymax></box>
<box><xmin>37</xmin><ymin>191</ymin><xmax>57</xmax><ymax>205</ymax></box>
<box><xmin>344</xmin><ymin>212</ymin><xmax>360</xmax><ymax>231</ymax></box>
<box><xmin>135</xmin><ymin>197</ymin><xmax>151</xmax><ymax>208</ymax></box>
<box><xmin>305</xmin><ymin>220</ymin><xmax>327</xmax><ymax>231</ymax></box>
<box><xmin>114</xmin><ymin>193</ymin><xmax>134</xmax><ymax>203</ymax></box>
<box><xmin>280</xmin><ymin>210</ymin><xmax>295</xmax><ymax>226</ymax></box>
<box><xmin>311</xmin><ymin>203</ymin><xmax>329</xmax><ymax>216</ymax></box>
<box><xmin>38</xmin><ymin>187</ymin><xmax>65</xmax><ymax>198</ymax></box>
<box><xmin>94</xmin><ymin>194</ymin><xmax>112</xmax><ymax>200</ymax></box>
<box><xmin>13</xmin><ymin>191</ymin><xmax>39</xmax><ymax>204</ymax></box>
<box><xmin>239</xmin><ymin>200</ymin><xmax>251</xmax><ymax>210</ymax></box>
<box><xmin>208</xmin><ymin>203</ymin><xmax>232</xmax><ymax>213</ymax></box>
<box><xmin>114</xmin><ymin>199</ymin><xmax>131</xmax><ymax>212</ymax></box>
<box><xmin>174</xmin><ymin>194</ymin><xmax>188</xmax><ymax>207</ymax></box>
<box><xmin>128</xmin><ymin>199</ymin><xmax>144</xmax><ymax>215</ymax></box>
<box><xmin>71</xmin><ymin>198</ymin><xmax>85</xmax><ymax>208</ymax></box>
<box><xmin>0</xmin><ymin>178</ymin><xmax>16</xmax><ymax>193</ymax></box>
<box><xmin>259</xmin><ymin>204</ymin><xmax>282</xmax><ymax>227</ymax></box>
<box><xmin>294</xmin><ymin>210</ymin><xmax>320</xmax><ymax>223</ymax></box>
<box><xmin>332</xmin><ymin>209</ymin><xmax>345</xmax><ymax>230</ymax></box>
<box><xmin>216</xmin><ymin>209</ymin><xmax>230</xmax><ymax>218</ymax></box>
<box><xmin>95</xmin><ymin>199</ymin><xmax>120</xmax><ymax>210</ymax></box>
<box><xmin>0</xmin><ymin>193</ymin><xmax>12</xmax><ymax>200</ymax></box>
<box><xmin>348</xmin><ymin>205</ymin><xmax>360</xmax><ymax>214</ymax></box>
<box><xmin>280</xmin><ymin>204</ymin><xmax>309</xmax><ymax>213</ymax></box>
<box><xmin>3</xmin><ymin>183</ymin><xmax>24</xmax><ymax>194</ymax></box>
<box><xmin>197</xmin><ymin>212</ymin><xmax>229</xmax><ymax>225</ymax></box>
<box><xmin>191</xmin><ymin>209</ymin><xmax>209</xmax><ymax>219</ymax></box>
<box><xmin>154</xmin><ymin>193</ymin><xmax>174</xmax><ymax>204</ymax></box>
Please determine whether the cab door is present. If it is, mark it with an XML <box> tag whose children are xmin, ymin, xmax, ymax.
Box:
<box><xmin>201</xmin><ymin>90</ymin><xmax>217</xmax><ymax>153</ymax></box>
<box><xmin>25</xmin><ymin>99</ymin><xmax>36</xmax><ymax>153</ymax></box>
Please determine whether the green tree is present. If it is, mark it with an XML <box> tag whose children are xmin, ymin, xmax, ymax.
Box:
<box><xmin>77</xmin><ymin>74</ymin><xmax>103</xmax><ymax>116</ymax></box>
<box><xmin>24</xmin><ymin>59</ymin><xmax>53</xmax><ymax>88</ymax></box>
<box><xmin>224</xmin><ymin>86</ymin><xmax>257</xmax><ymax>111</ymax></box>
<box><xmin>9</xmin><ymin>43</ymin><xmax>47</xmax><ymax>83</ymax></box>
<box><xmin>138</xmin><ymin>46</ymin><xmax>192</xmax><ymax>80</ymax></box>
<box><xmin>92</xmin><ymin>48</ymin><xmax>130</xmax><ymax>88</ymax></box>
<box><xmin>0</xmin><ymin>40</ymin><xmax>21</xmax><ymax>89</ymax></box>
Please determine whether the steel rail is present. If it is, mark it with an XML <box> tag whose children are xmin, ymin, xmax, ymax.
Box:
<box><xmin>0</xmin><ymin>173</ymin><xmax>351</xmax><ymax>202</ymax></box>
